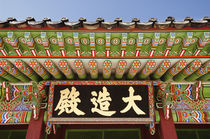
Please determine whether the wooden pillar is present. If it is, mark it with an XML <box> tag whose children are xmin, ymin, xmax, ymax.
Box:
<box><xmin>159</xmin><ymin>109</ymin><xmax>177</xmax><ymax>139</ymax></box>
<box><xmin>26</xmin><ymin>109</ymin><xmax>45</xmax><ymax>139</ymax></box>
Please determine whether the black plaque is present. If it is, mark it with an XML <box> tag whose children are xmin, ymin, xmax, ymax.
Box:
<box><xmin>52</xmin><ymin>85</ymin><xmax>149</xmax><ymax>118</ymax></box>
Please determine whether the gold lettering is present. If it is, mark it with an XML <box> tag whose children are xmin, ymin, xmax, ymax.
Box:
<box><xmin>90</xmin><ymin>86</ymin><xmax>116</xmax><ymax>116</ymax></box>
<box><xmin>120</xmin><ymin>86</ymin><xmax>145</xmax><ymax>115</ymax></box>
<box><xmin>54</xmin><ymin>87</ymin><xmax>85</xmax><ymax>116</ymax></box>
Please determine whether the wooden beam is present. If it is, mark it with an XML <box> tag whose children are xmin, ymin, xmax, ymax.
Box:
<box><xmin>159</xmin><ymin>109</ymin><xmax>177</xmax><ymax>139</ymax></box>
<box><xmin>26</xmin><ymin>109</ymin><xmax>45</xmax><ymax>139</ymax></box>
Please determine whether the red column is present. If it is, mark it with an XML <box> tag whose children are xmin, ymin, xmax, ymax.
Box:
<box><xmin>26</xmin><ymin>109</ymin><xmax>45</xmax><ymax>139</ymax></box>
<box><xmin>159</xmin><ymin>109</ymin><xmax>177</xmax><ymax>139</ymax></box>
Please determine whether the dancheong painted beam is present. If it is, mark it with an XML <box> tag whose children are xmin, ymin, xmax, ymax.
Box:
<box><xmin>0</xmin><ymin>16</ymin><xmax>209</xmax><ymax>139</ymax></box>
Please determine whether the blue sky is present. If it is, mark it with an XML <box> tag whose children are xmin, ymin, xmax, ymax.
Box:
<box><xmin>0</xmin><ymin>0</ymin><xmax>209</xmax><ymax>22</ymax></box>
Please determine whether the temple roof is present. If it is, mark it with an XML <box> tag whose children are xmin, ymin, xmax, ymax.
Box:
<box><xmin>0</xmin><ymin>16</ymin><xmax>209</xmax><ymax>30</ymax></box>
<box><xmin>0</xmin><ymin>17</ymin><xmax>209</xmax><ymax>82</ymax></box>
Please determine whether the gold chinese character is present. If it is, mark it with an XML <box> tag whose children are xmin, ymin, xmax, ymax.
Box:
<box><xmin>120</xmin><ymin>86</ymin><xmax>145</xmax><ymax>115</ymax></box>
<box><xmin>54</xmin><ymin>87</ymin><xmax>85</xmax><ymax>116</ymax></box>
<box><xmin>90</xmin><ymin>86</ymin><xmax>116</xmax><ymax>116</ymax></box>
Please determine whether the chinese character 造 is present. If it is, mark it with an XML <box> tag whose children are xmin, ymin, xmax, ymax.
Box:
<box><xmin>90</xmin><ymin>86</ymin><xmax>116</xmax><ymax>116</ymax></box>
<box><xmin>120</xmin><ymin>86</ymin><xmax>145</xmax><ymax>115</ymax></box>
<box><xmin>54</xmin><ymin>87</ymin><xmax>85</xmax><ymax>116</ymax></box>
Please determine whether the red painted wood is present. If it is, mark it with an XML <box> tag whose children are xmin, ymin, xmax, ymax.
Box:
<box><xmin>159</xmin><ymin>109</ymin><xmax>177</xmax><ymax>139</ymax></box>
<box><xmin>26</xmin><ymin>109</ymin><xmax>45</xmax><ymax>139</ymax></box>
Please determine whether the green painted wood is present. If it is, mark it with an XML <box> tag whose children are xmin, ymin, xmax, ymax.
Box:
<box><xmin>0</xmin><ymin>60</ymin><xmax>30</xmax><ymax>82</ymax></box>
<box><xmin>74</xmin><ymin>60</ymin><xmax>87</xmax><ymax>79</ymax></box>
<box><xmin>79</xmin><ymin>33</ymin><xmax>91</xmax><ymax>56</ymax></box>
<box><xmin>88</xmin><ymin>60</ymin><xmax>98</xmax><ymax>79</ymax></box>
<box><xmin>138</xmin><ymin>60</ymin><xmax>156</xmax><ymax>79</ymax></box>
<box><xmin>203</xmin><ymin>85</ymin><xmax>210</xmax><ymax>99</ymax></box>
<box><xmin>19</xmin><ymin>38</ymin><xmax>33</xmax><ymax>56</ymax></box>
<box><xmin>64</xmin><ymin>33</ymin><xmax>77</xmax><ymax>56</ymax></box>
<box><xmin>29</xmin><ymin>60</ymin><xmax>51</xmax><ymax>80</ymax></box>
<box><xmin>125</xmin><ymin>33</ymin><xmax>137</xmax><ymax>57</ymax></box>
<box><xmin>15</xmin><ymin>60</ymin><xmax>41</xmax><ymax>82</ymax></box>
<box><xmin>155</xmin><ymin>110</ymin><xmax>160</xmax><ymax>122</ymax></box>
<box><xmin>185</xmin><ymin>61</ymin><xmax>209</xmax><ymax>81</ymax></box>
<box><xmin>172</xmin><ymin>110</ymin><xmax>178</xmax><ymax>122</ymax></box>
<box><xmin>44</xmin><ymin>60</ymin><xmax>64</xmax><ymax>79</ymax></box>
<box><xmin>0</xmin><ymin>68</ymin><xmax>19</xmax><ymax>82</ymax></box>
<box><xmin>26</xmin><ymin>111</ymin><xmax>32</xmax><ymax>123</ymax></box>
<box><xmin>103</xmin><ymin>60</ymin><xmax>112</xmax><ymax>79</ymax></box>
<box><xmin>0</xmin><ymin>31</ymin><xmax>209</xmax><ymax>58</ymax></box>
<box><xmin>127</xmin><ymin>60</ymin><xmax>141</xmax><ymax>79</ymax></box>
<box><xmin>153</xmin><ymin>38</ymin><xmax>167</xmax><ymax>56</ymax></box>
<box><xmin>161</xmin><ymin>60</ymin><xmax>187</xmax><ymax>81</ymax></box>
<box><xmin>0</xmin><ymin>76</ymin><xmax>6</xmax><ymax>82</ymax></box>
<box><xmin>49</xmin><ymin>37</ymin><xmax>62</xmax><ymax>56</ymax></box>
<box><xmin>173</xmin><ymin>60</ymin><xmax>201</xmax><ymax>82</ymax></box>
<box><xmin>115</xmin><ymin>60</ymin><xmax>127</xmax><ymax>79</ymax></box>
<box><xmin>152</xmin><ymin>60</ymin><xmax>171</xmax><ymax>80</ymax></box>
<box><xmin>58</xmin><ymin>60</ymin><xmax>74</xmax><ymax>79</ymax></box>
<box><xmin>197</xmin><ymin>72</ymin><xmax>210</xmax><ymax>81</ymax></box>
<box><xmin>2</xmin><ymin>37</ymin><xmax>18</xmax><ymax>56</ymax></box>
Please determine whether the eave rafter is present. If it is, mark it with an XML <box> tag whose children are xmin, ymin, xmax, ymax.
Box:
<box><xmin>0</xmin><ymin>31</ymin><xmax>209</xmax><ymax>58</ymax></box>
<box><xmin>0</xmin><ymin>59</ymin><xmax>209</xmax><ymax>82</ymax></box>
